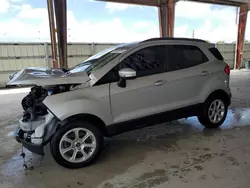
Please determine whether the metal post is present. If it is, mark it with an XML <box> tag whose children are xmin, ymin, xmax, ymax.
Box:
<box><xmin>236</xmin><ymin>4</ymin><xmax>248</xmax><ymax>69</ymax></box>
<box><xmin>158</xmin><ymin>0</ymin><xmax>174</xmax><ymax>37</ymax></box>
<box><xmin>54</xmin><ymin>0</ymin><xmax>68</xmax><ymax>69</ymax></box>
<box><xmin>158</xmin><ymin>4</ymin><xmax>167</xmax><ymax>37</ymax></box>
<box><xmin>47</xmin><ymin>0</ymin><xmax>58</xmax><ymax>68</ymax></box>
<box><xmin>167</xmin><ymin>0</ymin><xmax>174</xmax><ymax>37</ymax></box>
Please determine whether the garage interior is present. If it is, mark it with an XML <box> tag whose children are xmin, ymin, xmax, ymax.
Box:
<box><xmin>1</xmin><ymin>0</ymin><xmax>250</xmax><ymax>188</ymax></box>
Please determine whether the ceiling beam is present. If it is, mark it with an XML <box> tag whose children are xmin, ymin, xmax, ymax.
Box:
<box><xmin>95</xmin><ymin>0</ymin><xmax>159</xmax><ymax>6</ymax></box>
<box><xmin>190</xmin><ymin>0</ymin><xmax>242</xmax><ymax>6</ymax></box>
<box><xmin>96</xmin><ymin>0</ymin><xmax>248</xmax><ymax>7</ymax></box>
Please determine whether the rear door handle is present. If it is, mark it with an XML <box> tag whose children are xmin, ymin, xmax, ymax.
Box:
<box><xmin>154</xmin><ymin>80</ymin><xmax>166</xmax><ymax>86</ymax></box>
<box><xmin>200</xmin><ymin>70</ymin><xmax>209</xmax><ymax>76</ymax></box>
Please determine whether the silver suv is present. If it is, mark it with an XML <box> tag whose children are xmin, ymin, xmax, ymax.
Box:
<box><xmin>10</xmin><ymin>38</ymin><xmax>231</xmax><ymax>168</ymax></box>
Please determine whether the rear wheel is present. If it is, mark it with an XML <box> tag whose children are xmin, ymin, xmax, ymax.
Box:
<box><xmin>50</xmin><ymin>120</ymin><xmax>103</xmax><ymax>169</ymax></box>
<box><xmin>198</xmin><ymin>96</ymin><xmax>228</xmax><ymax>128</ymax></box>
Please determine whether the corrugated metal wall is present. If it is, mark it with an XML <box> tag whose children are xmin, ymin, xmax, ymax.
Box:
<box><xmin>0</xmin><ymin>43</ymin><xmax>117</xmax><ymax>87</ymax></box>
<box><xmin>0</xmin><ymin>42</ymin><xmax>250</xmax><ymax>87</ymax></box>
<box><xmin>217</xmin><ymin>43</ymin><xmax>236</xmax><ymax>68</ymax></box>
<box><xmin>217</xmin><ymin>43</ymin><xmax>250</xmax><ymax>68</ymax></box>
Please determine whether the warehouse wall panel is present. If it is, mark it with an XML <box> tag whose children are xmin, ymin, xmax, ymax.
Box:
<box><xmin>0</xmin><ymin>45</ymin><xmax>8</xmax><ymax>57</ymax></box>
<box><xmin>0</xmin><ymin>72</ymin><xmax>10</xmax><ymax>87</ymax></box>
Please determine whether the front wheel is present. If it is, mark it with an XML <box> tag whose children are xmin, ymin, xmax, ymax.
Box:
<box><xmin>198</xmin><ymin>96</ymin><xmax>228</xmax><ymax>128</ymax></box>
<box><xmin>50</xmin><ymin>120</ymin><xmax>103</xmax><ymax>169</ymax></box>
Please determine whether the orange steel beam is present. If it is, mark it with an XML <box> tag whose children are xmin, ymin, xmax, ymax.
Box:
<box><xmin>95</xmin><ymin>0</ymin><xmax>246</xmax><ymax>7</ymax></box>
<box><xmin>236</xmin><ymin>4</ymin><xmax>248</xmax><ymax>69</ymax></box>
<box><xmin>158</xmin><ymin>4</ymin><xmax>167</xmax><ymax>37</ymax></box>
<box><xmin>158</xmin><ymin>0</ymin><xmax>175</xmax><ymax>37</ymax></box>
<box><xmin>54</xmin><ymin>0</ymin><xmax>68</xmax><ymax>68</ymax></box>
<box><xmin>96</xmin><ymin>0</ymin><xmax>159</xmax><ymax>6</ymax></box>
<box><xmin>47</xmin><ymin>0</ymin><xmax>58</xmax><ymax>68</ymax></box>
<box><xmin>168</xmin><ymin>0</ymin><xmax>174</xmax><ymax>37</ymax></box>
<box><xmin>194</xmin><ymin>0</ymin><xmax>242</xmax><ymax>6</ymax></box>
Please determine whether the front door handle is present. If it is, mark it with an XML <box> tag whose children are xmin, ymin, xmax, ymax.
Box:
<box><xmin>154</xmin><ymin>80</ymin><xmax>165</xmax><ymax>86</ymax></box>
<box><xmin>200</xmin><ymin>70</ymin><xmax>209</xmax><ymax>76</ymax></box>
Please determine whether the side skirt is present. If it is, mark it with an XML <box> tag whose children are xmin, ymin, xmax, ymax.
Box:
<box><xmin>107</xmin><ymin>103</ymin><xmax>203</xmax><ymax>136</ymax></box>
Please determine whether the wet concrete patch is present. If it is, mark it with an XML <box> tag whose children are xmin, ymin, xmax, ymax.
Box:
<box><xmin>176</xmin><ymin>108</ymin><xmax>250</xmax><ymax>132</ymax></box>
<box><xmin>131</xmin><ymin>176</ymin><xmax>169</xmax><ymax>188</ymax></box>
<box><xmin>137</xmin><ymin>169</ymin><xmax>166</xmax><ymax>181</ymax></box>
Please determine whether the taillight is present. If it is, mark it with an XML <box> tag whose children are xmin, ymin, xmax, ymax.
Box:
<box><xmin>224</xmin><ymin>65</ymin><xmax>230</xmax><ymax>75</ymax></box>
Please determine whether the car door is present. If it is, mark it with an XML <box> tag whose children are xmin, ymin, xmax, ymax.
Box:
<box><xmin>109</xmin><ymin>45</ymin><xmax>174</xmax><ymax>124</ymax></box>
<box><xmin>165</xmin><ymin>44</ymin><xmax>210</xmax><ymax>109</ymax></box>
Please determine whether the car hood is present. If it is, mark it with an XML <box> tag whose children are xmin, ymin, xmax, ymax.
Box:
<box><xmin>7</xmin><ymin>67</ymin><xmax>90</xmax><ymax>86</ymax></box>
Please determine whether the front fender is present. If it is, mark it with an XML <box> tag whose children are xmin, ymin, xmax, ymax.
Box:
<box><xmin>43</xmin><ymin>87</ymin><xmax>112</xmax><ymax>125</ymax></box>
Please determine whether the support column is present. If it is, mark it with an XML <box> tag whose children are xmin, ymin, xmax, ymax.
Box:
<box><xmin>158</xmin><ymin>0</ymin><xmax>175</xmax><ymax>37</ymax></box>
<box><xmin>54</xmin><ymin>0</ymin><xmax>68</xmax><ymax>69</ymax></box>
<box><xmin>236</xmin><ymin>4</ymin><xmax>248</xmax><ymax>69</ymax></box>
<box><xmin>47</xmin><ymin>0</ymin><xmax>58</xmax><ymax>68</ymax></box>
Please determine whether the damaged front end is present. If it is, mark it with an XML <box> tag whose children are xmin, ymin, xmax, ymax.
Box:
<box><xmin>9</xmin><ymin>67</ymin><xmax>91</xmax><ymax>155</ymax></box>
<box><xmin>14</xmin><ymin>86</ymin><xmax>64</xmax><ymax>155</ymax></box>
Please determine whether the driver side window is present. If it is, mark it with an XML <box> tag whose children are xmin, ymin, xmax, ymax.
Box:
<box><xmin>95</xmin><ymin>45</ymin><xmax>166</xmax><ymax>85</ymax></box>
<box><xmin>120</xmin><ymin>45</ymin><xmax>166</xmax><ymax>78</ymax></box>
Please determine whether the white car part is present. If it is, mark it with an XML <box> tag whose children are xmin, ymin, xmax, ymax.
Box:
<box><xmin>19</xmin><ymin>113</ymin><xmax>56</xmax><ymax>145</ymax></box>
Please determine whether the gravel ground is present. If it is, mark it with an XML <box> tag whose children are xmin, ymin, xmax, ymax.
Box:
<box><xmin>1</xmin><ymin>71</ymin><xmax>250</xmax><ymax>188</ymax></box>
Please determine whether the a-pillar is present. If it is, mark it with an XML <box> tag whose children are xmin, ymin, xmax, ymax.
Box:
<box><xmin>236</xmin><ymin>4</ymin><xmax>248</xmax><ymax>69</ymax></box>
<box><xmin>158</xmin><ymin>0</ymin><xmax>175</xmax><ymax>37</ymax></box>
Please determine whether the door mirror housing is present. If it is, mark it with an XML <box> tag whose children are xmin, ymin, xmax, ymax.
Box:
<box><xmin>117</xmin><ymin>68</ymin><xmax>136</xmax><ymax>88</ymax></box>
<box><xmin>118</xmin><ymin>68</ymin><xmax>136</xmax><ymax>79</ymax></box>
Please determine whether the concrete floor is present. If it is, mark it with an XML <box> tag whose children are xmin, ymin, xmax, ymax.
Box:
<box><xmin>1</xmin><ymin>71</ymin><xmax>250</xmax><ymax>188</ymax></box>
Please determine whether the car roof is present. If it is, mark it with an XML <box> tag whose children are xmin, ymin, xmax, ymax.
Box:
<box><xmin>141</xmin><ymin>37</ymin><xmax>207</xmax><ymax>43</ymax></box>
<box><xmin>115</xmin><ymin>38</ymin><xmax>209</xmax><ymax>51</ymax></box>
<box><xmin>113</xmin><ymin>38</ymin><xmax>213</xmax><ymax>55</ymax></box>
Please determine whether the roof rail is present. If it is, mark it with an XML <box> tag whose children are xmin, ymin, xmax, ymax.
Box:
<box><xmin>141</xmin><ymin>37</ymin><xmax>207</xmax><ymax>43</ymax></box>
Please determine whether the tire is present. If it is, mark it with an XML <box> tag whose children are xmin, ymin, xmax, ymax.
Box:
<box><xmin>198</xmin><ymin>95</ymin><xmax>228</xmax><ymax>128</ymax></box>
<box><xmin>50</xmin><ymin>120</ymin><xmax>103</xmax><ymax>169</ymax></box>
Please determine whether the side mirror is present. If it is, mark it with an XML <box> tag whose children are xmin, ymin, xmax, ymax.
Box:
<box><xmin>118</xmin><ymin>68</ymin><xmax>136</xmax><ymax>79</ymax></box>
<box><xmin>117</xmin><ymin>68</ymin><xmax>136</xmax><ymax>88</ymax></box>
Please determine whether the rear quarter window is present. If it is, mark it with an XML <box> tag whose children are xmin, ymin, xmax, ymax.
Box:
<box><xmin>167</xmin><ymin>45</ymin><xmax>208</xmax><ymax>71</ymax></box>
<box><xmin>209</xmin><ymin>47</ymin><xmax>224</xmax><ymax>60</ymax></box>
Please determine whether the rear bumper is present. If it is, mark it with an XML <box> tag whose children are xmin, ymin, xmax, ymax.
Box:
<box><xmin>14</xmin><ymin>128</ymin><xmax>44</xmax><ymax>155</ymax></box>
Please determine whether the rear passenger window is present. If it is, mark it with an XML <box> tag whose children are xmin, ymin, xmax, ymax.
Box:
<box><xmin>120</xmin><ymin>45</ymin><xmax>166</xmax><ymax>78</ymax></box>
<box><xmin>209</xmin><ymin>47</ymin><xmax>224</xmax><ymax>60</ymax></box>
<box><xmin>167</xmin><ymin>45</ymin><xmax>208</xmax><ymax>71</ymax></box>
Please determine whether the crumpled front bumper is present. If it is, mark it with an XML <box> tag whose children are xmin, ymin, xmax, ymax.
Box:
<box><xmin>14</xmin><ymin>113</ymin><xmax>58</xmax><ymax>156</ymax></box>
<box><xmin>14</xmin><ymin>128</ymin><xmax>45</xmax><ymax>155</ymax></box>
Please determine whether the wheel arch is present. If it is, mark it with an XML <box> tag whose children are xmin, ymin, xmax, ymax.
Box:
<box><xmin>206</xmin><ymin>89</ymin><xmax>231</xmax><ymax>107</ymax></box>
<box><xmin>60</xmin><ymin>113</ymin><xmax>109</xmax><ymax>137</ymax></box>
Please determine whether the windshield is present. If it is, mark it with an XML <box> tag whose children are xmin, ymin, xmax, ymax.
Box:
<box><xmin>69</xmin><ymin>42</ymin><xmax>137</xmax><ymax>74</ymax></box>
<box><xmin>69</xmin><ymin>62</ymin><xmax>92</xmax><ymax>73</ymax></box>
<box><xmin>85</xmin><ymin>46</ymin><xmax>118</xmax><ymax>61</ymax></box>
